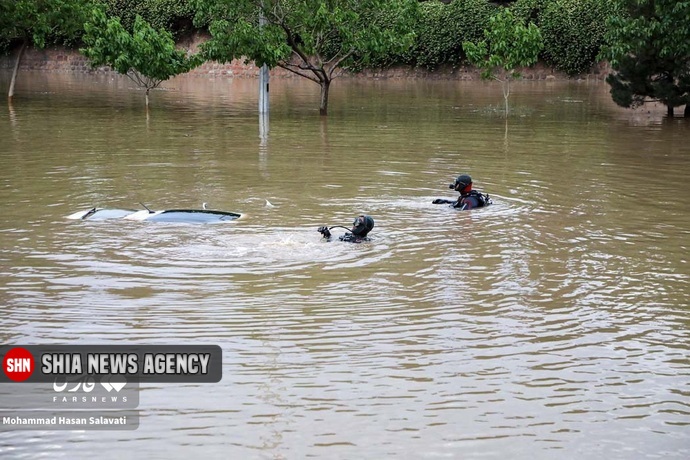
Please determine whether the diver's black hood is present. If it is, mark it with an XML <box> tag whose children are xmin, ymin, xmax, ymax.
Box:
<box><xmin>351</xmin><ymin>215</ymin><xmax>375</xmax><ymax>237</ymax></box>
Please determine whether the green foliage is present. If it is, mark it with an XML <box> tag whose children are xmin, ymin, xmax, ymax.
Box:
<box><xmin>601</xmin><ymin>0</ymin><xmax>690</xmax><ymax>114</ymax></box>
<box><xmin>197</xmin><ymin>1</ymin><xmax>290</xmax><ymax>69</ymax></box>
<box><xmin>0</xmin><ymin>0</ymin><xmax>92</xmax><ymax>49</ymax></box>
<box><xmin>512</xmin><ymin>0</ymin><xmax>617</xmax><ymax>75</ymax></box>
<box><xmin>463</xmin><ymin>8</ymin><xmax>543</xmax><ymax>77</ymax></box>
<box><xmin>195</xmin><ymin>0</ymin><xmax>418</xmax><ymax>69</ymax></box>
<box><xmin>404</xmin><ymin>0</ymin><xmax>496</xmax><ymax>69</ymax></box>
<box><xmin>511</xmin><ymin>0</ymin><xmax>548</xmax><ymax>23</ymax></box>
<box><xmin>351</xmin><ymin>2</ymin><xmax>417</xmax><ymax>69</ymax></box>
<box><xmin>102</xmin><ymin>0</ymin><xmax>197</xmax><ymax>36</ymax></box>
<box><xmin>463</xmin><ymin>8</ymin><xmax>543</xmax><ymax>115</ymax></box>
<box><xmin>540</xmin><ymin>0</ymin><xmax>618</xmax><ymax>75</ymax></box>
<box><xmin>194</xmin><ymin>0</ymin><xmax>418</xmax><ymax>114</ymax></box>
<box><xmin>81</xmin><ymin>7</ymin><xmax>202</xmax><ymax>95</ymax></box>
<box><xmin>0</xmin><ymin>1</ymin><xmax>12</xmax><ymax>53</ymax></box>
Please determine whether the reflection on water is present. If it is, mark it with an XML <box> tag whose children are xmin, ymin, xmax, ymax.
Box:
<box><xmin>0</xmin><ymin>72</ymin><xmax>689</xmax><ymax>459</ymax></box>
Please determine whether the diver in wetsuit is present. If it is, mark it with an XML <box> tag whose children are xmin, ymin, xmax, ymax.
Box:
<box><xmin>432</xmin><ymin>174</ymin><xmax>491</xmax><ymax>210</ymax></box>
<box><xmin>318</xmin><ymin>215</ymin><xmax>375</xmax><ymax>243</ymax></box>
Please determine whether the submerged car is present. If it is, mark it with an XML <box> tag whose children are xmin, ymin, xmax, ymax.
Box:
<box><xmin>66</xmin><ymin>208</ymin><xmax>138</xmax><ymax>221</ymax></box>
<box><xmin>66</xmin><ymin>206</ymin><xmax>242</xmax><ymax>223</ymax></box>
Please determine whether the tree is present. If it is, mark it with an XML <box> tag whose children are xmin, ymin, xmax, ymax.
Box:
<box><xmin>462</xmin><ymin>8</ymin><xmax>543</xmax><ymax>116</ymax></box>
<box><xmin>81</xmin><ymin>8</ymin><xmax>202</xmax><ymax>108</ymax></box>
<box><xmin>194</xmin><ymin>0</ymin><xmax>418</xmax><ymax>116</ymax></box>
<box><xmin>602</xmin><ymin>0</ymin><xmax>690</xmax><ymax>117</ymax></box>
<box><xmin>0</xmin><ymin>0</ymin><xmax>91</xmax><ymax>100</ymax></box>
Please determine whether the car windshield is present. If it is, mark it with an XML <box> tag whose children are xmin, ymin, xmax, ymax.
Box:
<box><xmin>145</xmin><ymin>210</ymin><xmax>241</xmax><ymax>223</ymax></box>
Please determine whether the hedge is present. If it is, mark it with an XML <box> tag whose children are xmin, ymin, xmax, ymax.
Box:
<box><xmin>513</xmin><ymin>0</ymin><xmax>618</xmax><ymax>75</ymax></box>
<box><xmin>102</xmin><ymin>0</ymin><xmax>196</xmax><ymax>37</ymax></box>
<box><xmin>405</xmin><ymin>0</ymin><xmax>497</xmax><ymax>69</ymax></box>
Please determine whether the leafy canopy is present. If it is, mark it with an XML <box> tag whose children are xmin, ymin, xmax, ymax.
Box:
<box><xmin>463</xmin><ymin>8</ymin><xmax>543</xmax><ymax>80</ymax></box>
<box><xmin>81</xmin><ymin>7</ymin><xmax>202</xmax><ymax>95</ymax></box>
<box><xmin>194</xmin><ymin>0</ymin><xmax>417</xmax><ymax>114</ymax></box>
<box><xmin>194</xmin><ymin>0</ymin><xmax>417</xmax><ymax>77</ymax></box>
<box><xmin>463</xmin><ymin>8</ymin><xmax>543</xmax><ymax>115</ymax></box>
<box><xmin>0</xmin><ymin>0</ymin><xmax>92</xmax><ymax>48</ymax></box>
<box><xmin>601</xmin><ymin>0</ymin><xmax>690</xmax><ymax>113</ymax></box>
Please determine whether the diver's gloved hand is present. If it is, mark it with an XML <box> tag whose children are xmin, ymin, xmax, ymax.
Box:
<box><xmin>339</xmin><ymin>232</ymin><xmax>357</xmax><ymax>243</ymax></box>
<box><xmin>432</xmin><ymin>199</ymin><xmax>453</xmax><ymax>205</ymax></box>
<box><xmin>317</xmin><ymin>226</ymin><xmax>331</xmax><ymax>239</ymax></box>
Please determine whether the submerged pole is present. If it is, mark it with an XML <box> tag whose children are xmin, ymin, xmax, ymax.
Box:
<box><xmin>259</xmin><ymin>110</ymin><xmax>269</xmax><ymax>144</ymax></box>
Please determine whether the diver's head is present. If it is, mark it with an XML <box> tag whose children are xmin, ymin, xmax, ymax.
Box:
<box><xmin>351</xmin><ymin>215</ymin><xmax>375</xmax><ymax>238</ymax></box>
<box><xmin>449</xmin><ymin>174</ymin><xmax>473</xmax><ymax>194</ymax></box>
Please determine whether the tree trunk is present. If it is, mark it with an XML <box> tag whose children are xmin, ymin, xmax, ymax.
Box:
<box><xmin>319</xmin><ymin>79</ymin><xmax>330</xmax><ymax>116</ymax></box>
<box><xmin>8</xmin><ymin>39</ymin><xmax>27</xmax><ymax>100</ymax></box>
<box><xmin>684</xmin><ymin>104</ymin><xmax>689</xmax><ymax>118</ymax></box>
<box><xmin>667</xmin><ymin>105</ymin><xmax>674</xmax><ymax>117</ymax></box>
<box><xmin>502</xmin><ymin>79</ymin><xmax>510</xmax><ymax>117</ymax></box>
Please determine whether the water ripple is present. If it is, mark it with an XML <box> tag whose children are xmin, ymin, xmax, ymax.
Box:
<box><xmin>1</xmin><ymin>76</ymin><xmax>689</xmax><ymax>459</ymax></box>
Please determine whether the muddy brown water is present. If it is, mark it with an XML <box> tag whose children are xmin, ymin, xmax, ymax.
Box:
<box><xmin>1</xmin><ymin>72</ymin><xmax>689</xmax><ymax>459</ymax></box>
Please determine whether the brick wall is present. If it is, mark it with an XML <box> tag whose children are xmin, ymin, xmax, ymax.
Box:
<box><xmin>0</xmin><ymin>37</ymin><xmax>609</xmax><ymax>81</ymax></box>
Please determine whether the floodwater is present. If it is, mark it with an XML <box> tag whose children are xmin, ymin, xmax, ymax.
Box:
<box><xmin>0</xmin><ymin>72</ymin><xmax>689</xmax><ymax>459</ymax></box>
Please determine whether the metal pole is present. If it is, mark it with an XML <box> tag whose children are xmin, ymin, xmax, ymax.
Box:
<box><xmin>259</xmin><ymin>64</ymin><xmax>269</xmax><ymax>114</ymax></box>
<box><xmin>258</xmin><ymin>4</ymin><xmax>269</xmax><ymax>115</ymax></box>
<box><xmin>259</xmin><ymin>108</ymin><xmax>269</xmax><ymax>144</ymax></box>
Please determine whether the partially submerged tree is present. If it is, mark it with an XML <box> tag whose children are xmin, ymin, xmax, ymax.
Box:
<box><xmin>194</xmin><ymin>0</ymin><xmax>418</xmax><ymax>115</ymax></box>
<box><xmin>462</xmin><ymin>8</ymin><xmax>543</xmax><ymax>116</ymax></box>
<box><xmin>81</xmin><ymin>8</ymin><xmax>202</xmax><ymax>108</ymax></box>
<box><xmin>1</xmin><ymin>0</ymin><xmax>91</xmax><ymax>100</ymax></box>
<box><xmin>602</xmin><ymin>0</ymin><xmax>690</xmax><ymax>117</ymax></box>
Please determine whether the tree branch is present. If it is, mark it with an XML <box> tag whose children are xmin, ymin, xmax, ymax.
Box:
<box><xmin>278</xmin><ymin>23</ymin><xmax>322</xmax><ymax>80</ymax></box>
<box><xmin>327</xmin><ymin>48</ymin><xmax>355</xmax><ymax>80</ymax></box>
<box><xmin>277</xmin><ymin>62</ymin><xmax>320</xmax><ymax>83</ymax></box>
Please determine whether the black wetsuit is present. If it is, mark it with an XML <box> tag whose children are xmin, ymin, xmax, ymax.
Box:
<box><xmin>433</xmin><ymin>191</ymin><xmax>491</xmax><ymax>210</ymax></box>
<box><xmin>319</xmin><ymin>215</ymin><xmax>374</xmax><ymax>243</ymax></box>
<box><xmin>338</xmin><ymin>233</ymin><xmax>370</xmax><ymax>243</ymax></box>
<box><xmin>455</xmin><ymin>190</ymin><xmax>491</xmax><ymax>210</ymax></box>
